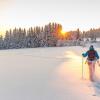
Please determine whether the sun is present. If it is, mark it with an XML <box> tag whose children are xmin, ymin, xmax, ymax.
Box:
<box><xmin>61</xmin><ymin>30</ymin><xmax>66</xmax><ymax>35</ymax></box>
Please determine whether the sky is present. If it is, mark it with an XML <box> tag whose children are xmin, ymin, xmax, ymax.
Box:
<box><xmin>0</xmin><ymin>0</ymin><xmax>100</xmax><ymax>35</ymax></box>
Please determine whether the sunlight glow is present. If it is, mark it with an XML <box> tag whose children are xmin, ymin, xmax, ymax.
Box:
<box><xmin>61</xmin><ymin>30</ymin><xmax>66</xmax><ymax>36</ymax></box>
<box><xmin>0</xmin><ymin>27</ymin><xmax>7</xmax><ymax>36</ymax></box>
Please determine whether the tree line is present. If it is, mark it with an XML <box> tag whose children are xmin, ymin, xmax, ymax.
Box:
<box><xmin>0</xmin><ymin>22</ymin><xmax>100</xmax><ymax>49</ymax></box>
<box><xmin>0</xmin><ymin>23</ymin><xmax>63</xmax><ymax>49</ymax></box>
<box><xmin>82</xmin><ymin>28</ymin><xmax>100</xmax><ymax>39</ymax></box>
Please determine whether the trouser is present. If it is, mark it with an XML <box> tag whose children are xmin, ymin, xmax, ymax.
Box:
<box><xmin>87</xmin><ymin>60</ymin><xmax>96</xmax><ymax>81</ymax></box>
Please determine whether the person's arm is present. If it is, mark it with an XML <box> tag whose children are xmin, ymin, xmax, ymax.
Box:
<box><xmin>95</xmin><ymin>51</ymin><xmax>99</xmax><ymax>59</ymax></box>
<box><xmin>95</xmin><ymin>51</ymin><xmax>100</xmax><ymax>66</ymax></box>
<box><xmin>82</xmin><ymin>51</ymin><xmax>88</xmax><ymax>57</ymax></box>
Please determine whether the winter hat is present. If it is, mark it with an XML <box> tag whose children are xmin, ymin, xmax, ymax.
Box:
<box><xmin>89</xmin><ymin>45</ymin><xmax>94</xmax><ymax>50</ymax></box>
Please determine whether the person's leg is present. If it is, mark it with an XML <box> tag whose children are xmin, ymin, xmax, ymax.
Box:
<box><xmin>91</xmin><ymin>62</ymin><xmax>94</xmax><ymax>81</ymax></box>
<box><xmin>93</xmin><ymin>62</ymin><xmax>96</xmax><ymax>73</ymax></box>
<box><xmin>88</xmin><ymin>61</ymin><xmax>94</xmax><ymax>81</ymax></box>
<box><xmin>88</xmin><ymin>62</ymin><xmax>92</xmax><ymax>80</ymax></box>
<box><xmin>92</xmin><ymin>62</ymin><xmax>96</xmax><ymax>80</ymax></box>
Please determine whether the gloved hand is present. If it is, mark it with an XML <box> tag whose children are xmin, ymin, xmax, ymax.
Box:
<box><xmin>82</xmin><ymin>53</ymin><xmax>85</xmax><ymax>57</ymax></box>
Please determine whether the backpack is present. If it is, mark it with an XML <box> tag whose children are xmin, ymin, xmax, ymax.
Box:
<box><xmin>88</xmin><ymin>50</ymin><xmax>96</xmax><ymax>61</ymax></box>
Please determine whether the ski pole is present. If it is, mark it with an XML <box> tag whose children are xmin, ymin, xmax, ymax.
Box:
<box><xmin>82</xmin><ymin>56</ymin><xmax>84</xmax><ymax>79</ymax></box>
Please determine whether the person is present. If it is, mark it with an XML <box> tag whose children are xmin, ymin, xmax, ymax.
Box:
<box><xmin>82</xmin><ymin>45</ymin><xmax>100</xmax><ymax>81</ymax></box>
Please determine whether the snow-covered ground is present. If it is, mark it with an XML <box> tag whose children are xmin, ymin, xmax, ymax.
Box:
<box><xmin>0</xmin><ymin>46</ymin><xmax>100</xmax><ymax>100</ymax></box>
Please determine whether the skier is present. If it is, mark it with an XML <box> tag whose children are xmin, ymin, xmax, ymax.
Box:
<box><xmin>82</xmin><ymin>45</ymin><xmax>100</xmax><ymax>81</ymax></box>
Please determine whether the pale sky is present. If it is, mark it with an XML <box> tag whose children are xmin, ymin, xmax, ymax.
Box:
<box><xmin>0</xmin><ymin>0</ymin><xmax>100</xmax><ymax>35</ymax></box>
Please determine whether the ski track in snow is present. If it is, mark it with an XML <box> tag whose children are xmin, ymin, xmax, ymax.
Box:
<box><xmin>0</xmin><ymin>46</ymin><xmax>100</xmax><ymax>100</ymax></box>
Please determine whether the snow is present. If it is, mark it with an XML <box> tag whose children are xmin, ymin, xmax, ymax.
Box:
<box><xmin>0</xmin><ymin>46</ymin><xmax>100</xmax><ymax>100</ymax></box>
